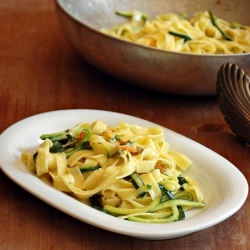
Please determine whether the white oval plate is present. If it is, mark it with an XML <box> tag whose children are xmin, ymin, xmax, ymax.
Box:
<box><xmin>0</xmin><ymin>109</ymin><xmax>248</xmax><ymax>240</ymax></box>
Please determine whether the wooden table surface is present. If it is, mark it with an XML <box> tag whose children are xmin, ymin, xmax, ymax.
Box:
<box><xmin>0</xmin><ymin>1</ymin><xmax>249</xmax><ymax>249</ymax></box>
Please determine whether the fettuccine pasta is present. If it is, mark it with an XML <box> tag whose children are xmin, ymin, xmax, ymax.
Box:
<box><xmin>101</xmin><ymin>10</ymin><xmax>250</xmax><ymax>54</ymax></box>
<box><xmin>21</xmin><ymin>120</ymin><xmax>205</xmax><ymax>223</ymax></box>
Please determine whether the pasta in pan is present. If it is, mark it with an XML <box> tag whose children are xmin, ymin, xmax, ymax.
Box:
<box><xmin>21</xmin><ymin>120</ymin><xmax>205</xmax><ymax>223</ymax></box>
<box><xmin>100</xmin><ymin>10</ymin><xmax>250</xmax><ymax>54</ymax></box>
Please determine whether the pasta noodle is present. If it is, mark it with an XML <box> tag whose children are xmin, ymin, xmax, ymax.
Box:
<box><xmin>100</xmin><ymin>10</ymin><xmax>250</xmax><ymax>54</ymax></box>
<box><xmin>21</xmin><ymin>120</ymin><xmax>205</xmax><ymax>223</ymax></box>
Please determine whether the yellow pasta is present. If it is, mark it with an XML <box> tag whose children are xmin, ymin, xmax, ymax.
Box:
<box><xmin>21</xmin><ymin>120</ymin><xmax>205</xmax><ymax>223</ymax></box>
<box><xmin>101</xmin><ymin>10</ymin><xmax>250</xmax><ymax>54</ymax></box>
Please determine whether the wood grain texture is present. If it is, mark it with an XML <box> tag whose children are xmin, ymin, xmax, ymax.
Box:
<box><xmin>0</xmin><ymin>1</ymin><xmax>249</xmax><ymax>249</ymax></box>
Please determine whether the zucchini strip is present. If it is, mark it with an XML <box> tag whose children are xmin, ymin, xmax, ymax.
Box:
<box><xmin>119</xmin><ymin>212</ymin><xmax>172</xmax><ymax>220</ymax></box>
<box><xmin>131</xmin><ymin>172</ymin><xmax>151</xmax><ymax>198</ymax></box>
<box><xmin>169</xmin><ymin>31</ymin><xmax>192</xmax><ymax>42</ymax></box>
<box><xmin>136</xmin><ymin>184</ymin><xmax>152</xmax><ymax>198</ymax></box>
<box><xmin>159</xmin><ymin>184</ymin><xmax>186</xmax><ymax>220</ymax></box>
<box><xmin>174</xmin><ymin>191</ymin><xmax>193</xmax><ymax>201</ymax></box>
<box><xmin>208</xmin><ymin>10</ymin><xmax>233</xmax><ymax>41</ymax></box>
<box><xmin>130</xmin><ymin>172</ymin><xmax>144</xmax><ymax>189</ymax></box>
<box><xmin>115</xmin><ymin>10</ymin><xmax>148</xmax><ymax>22</ymax></box>
<box><xmin>151</xmin><ymin>199</ymin><xmax>205</xmax><ymax>212</ymax></box>
<box><xmin>115</xmin><ymin>10</ymin><xmax>134</xmax><ymax>18</ymax></box>
<box><xmin>104</xmin><ymin>196</ymin><xmax>161</xmax><ymax>215</ymax></box>
<box><xmin>79</xmin><ymin>165</ymin><xmax>101</xmax><ymax>172</ymax></box>
<box><xmin>159</xmin><ymin>184</ymin><xmax>175</xmax><ymax>200</ymax></box>
<box><xmin>178</xmin><ymin>176</ymin><xmax>189</xmax><ymax>185</ymax></box>
<box><xmin>127</xmin><ymin>205</ymin><xmax>179</xmax><ymax>223</ymax></box>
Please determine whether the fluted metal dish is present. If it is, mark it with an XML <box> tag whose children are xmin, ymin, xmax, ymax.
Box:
<box><xmin>217</xmin><ymin>63</ymin><xmax>250</xmax><ymax>143</ymax></box>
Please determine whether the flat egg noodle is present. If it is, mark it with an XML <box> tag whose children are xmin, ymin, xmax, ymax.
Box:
<box><xmin>101</xmin><ymin>10</ymin><xmax>250</xmax><ymax>54</ymax></box>
<box><xmin>21</xmin><ymin>120</ymin><xmax>204</xmax><ymax>221</ymax></box>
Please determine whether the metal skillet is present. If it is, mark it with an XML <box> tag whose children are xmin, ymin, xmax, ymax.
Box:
<box><xmin>55</xmin><ymin>0</ymin><xmax>250</xmax><ymax>95</ymax></box>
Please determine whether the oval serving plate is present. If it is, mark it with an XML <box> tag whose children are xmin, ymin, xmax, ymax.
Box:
<box><xmin>0</xmin><ymin>109</ymin><xmax>248</xmax><ymax>240</ymax></box>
